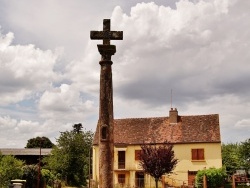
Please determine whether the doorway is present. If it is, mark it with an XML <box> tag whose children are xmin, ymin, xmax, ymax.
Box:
<box><xmin>135</xmin><ymin>172</ymin><xmax>144</xmax><ymax>188</ymax></box>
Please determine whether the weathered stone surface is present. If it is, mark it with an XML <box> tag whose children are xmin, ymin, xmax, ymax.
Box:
<box><xmin>90</xmin><ymin>19</ymin><xmax>123</xmax><ymax>45</ymax></box>
<box><xmin>90</xmin><ymin>19</ymin><xmax>123</xmax><ymax>188</ymax></box>
<box><xmin>98</xmin><ymin>45</ymin><xmax>116</xmax><ymax>61</ymax></box>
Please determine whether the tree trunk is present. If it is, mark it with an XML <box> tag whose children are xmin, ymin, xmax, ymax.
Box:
<box><xmin>155</xmin><ymin>178</ymin><xmax>159</xmax><ymax>188</ymax></box>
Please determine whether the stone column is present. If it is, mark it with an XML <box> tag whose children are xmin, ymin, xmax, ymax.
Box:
<box><xmin>97</xmin><ymin>45</ymin><xmax>115</xmax><ymax>188</ymax></box>
<box><xmin>90</xmin><ymin>19</ymin><xmax>123</xmax><ymax>188</ymax></box>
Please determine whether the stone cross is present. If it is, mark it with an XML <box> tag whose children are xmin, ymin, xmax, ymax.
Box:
<box><xmin>90</xmin><ymin>19</ymin><xmax>123</xmax><ymax>188</ymax></box>
<box><xmin>90</xmin><ymin>19</ymin><xmax>123</xmax><ymax>45</ymax></box>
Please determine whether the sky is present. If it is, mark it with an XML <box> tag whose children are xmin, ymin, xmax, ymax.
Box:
<box><xmin>0</xmin><ymin>0</ymin><xmax>249</xmax><ymax>148</ymax></box>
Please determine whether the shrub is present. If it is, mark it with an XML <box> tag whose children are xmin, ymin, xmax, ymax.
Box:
<box><xmin>0</xmin><ymin>155</ymin><xmax>24</xmax><ymax>187</ymax></box>
<box><xmin>195</xmin><ymin>167</ymin><xmax>227</xmax><ymax>188</ymax></box>
<box><xmin>41</xmin><ymin>168</ymin><xmax>56</xmax><ymax>187</ymax></box>
<box><xmin>22</xmin><ymin>165</ymin><xmax>39</xmax><ymax>188</ymax></box>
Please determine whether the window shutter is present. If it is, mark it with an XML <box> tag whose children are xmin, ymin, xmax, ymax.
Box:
<box><xmin>198</xmin><ymin>149</ymin><xmax>204</xmax><ymax>160</ymax></box>
<box><xmin>192</xmin><ymin>149</ymin><xmax>198</xmax><ymax>160</ymax></box>
<box><xmin>135</xmin><ymin>150</ymin><xmax>141</xmax><ymax>160</ymax></box>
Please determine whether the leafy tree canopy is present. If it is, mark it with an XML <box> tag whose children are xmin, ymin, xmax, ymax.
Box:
<box><xmin>43</xmin><ymin>124</ymin><xmax>93</xmax><ymax>187</ymax></box>
<box><xmin>222</xmin><ymin>143</ymin><xmax>243</xmax><ymax>174</ymax></box>
<box><xmin>239</xmin><ymin>138</ymin><xmax>250</xmax><ymax>171</ymax></box>
<box><xmin>139</xmin><ymin>142</ymin><xmax>178</xmax><ymax>188</ymax></box>
<box><xmin>222</xmin><ymin>138</ymin><xmax>250</xmax><ymax>175</ymax></box>
<box><xmin>26</xmin><ymin>136</ymin><xmax>54</xmax><ymax>148</ymax></box>
<box><xmin>0</xmin><ymin>155</ymin><xmax>24</xmax><ymax>187</ymax></box>
<box><xmin>73</xmin><ymin>123</ymin><xmax>83</xmax><ymax>133</ymax></box>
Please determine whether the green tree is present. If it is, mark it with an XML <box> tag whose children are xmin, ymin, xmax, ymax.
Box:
<box><xmin>239</xmin><ymin>138</ymin><xmax>250</xmax><ymax>172</ymax></box>
<box><xmin>0</xmin><ymin>155</ymin><xmax>24</xmax><ymax>187</ymax></box>
<box><xmin>222</xmin><ymin>143</ymin><xmax>243</xmax><ymax>175</ymax></box>
<box><xmin>73</xmin><ymin>123</ymin><xmax>83</xmax><ymax>134</ymax></box>
<box><xmin>139</xmin><ymin>142</ymin><xmax>178</xmax><ymax>188</ymax></box>
<box><xmin>41</xmin><ymin>168</ymin><xmax>56</xmax><ymax>187</ymax></box>
<box><xmin>26</xmin><ymin>136</ymin><xmax>54</xmax><ymax>148</ymax></box>
<box><xmin>22</xmin><ymin>164</ymin><xmax>39</xmax><ymax>188</ymax></box>
<box><xmin>44</xmin><ymin>124</ymin><xmax>93</xmax><ymax>186</ymax></box>
<box><xmin>195</xmin><ymin>167</ymin><xmax>227</xmax><ymax>188</ymax></box>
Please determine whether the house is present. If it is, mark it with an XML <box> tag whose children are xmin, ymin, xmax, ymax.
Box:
<box><xmin>92</xmin><ymin>108</ymin><xmax>222</xmax><ymax>187</ymax></box>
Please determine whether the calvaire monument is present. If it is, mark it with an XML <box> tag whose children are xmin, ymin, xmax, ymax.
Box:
<box><xmin>90</xmin><ymin>19</ymin><xmax>123</xmax><ymax>188</ymax></box>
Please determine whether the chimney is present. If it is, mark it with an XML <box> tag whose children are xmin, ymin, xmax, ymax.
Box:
<box><xmin>169</xmin><ymin>108</ymin><xmax>178</xmax><ymax>124</ymax></box>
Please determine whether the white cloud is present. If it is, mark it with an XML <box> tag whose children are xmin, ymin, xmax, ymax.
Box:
<box><xmin>0</xmin><ymin>116</ymin><xmax>17</xmax><ymax>129</ymax></box>
<box><xmin>15</xmin><ymin>120</ymin><xmax>40</xmax><ymax>133</ymax></box>
<box><xmin>109</xmin><ymin>0</ymin><xmax>250</xmax><ymax>105</ymax></box>
<box><xmin>0</xmin><ymin>116</ymin><xmax>38</xmax><ymax>147</ymax></box>
<box><xmin>0</xmin><ymin>30</ymin><xmax>61</xmax><ymax>105</ymax></box>
<box><xmin>38</xmin><ymin>84</ymin><xmax>98</xmax><ymax>123</ymax></box>
<box><xmin>235</xmin><ymin>119</ymin><xmax>250</xmax><ymax>129</ymax></box>
<box><xmin>0</xmin><ymin>115</ymin><xmax>70</xmax><ymax>148</ymax></box>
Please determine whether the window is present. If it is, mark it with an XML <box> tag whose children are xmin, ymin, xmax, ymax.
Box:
<box><xmin>135</xmin><ymin>150</ymin><xmax>142</xmax><ymax>160</ymax></box>
<box><xmin>118</xmin><ymin>151</ymin><xmax>125</xmax><ymax>169</ymax></box>
<box><xmin>101</xmin><ymin>126</ymin><xmax>107</xmax><ymax>139</ymax></box>
<box><xmin>192</xmin><ymin>149</ymin><xmax>204</xmax><ymax>160</ymax></box>
<box><xmin>100</xmin><ymin>124</ymin><xmax>108</xmax><ymax>141</ymax></box>
<box><xmin>135</xmin><ymin>172</ymin><xmax>144</xmax><ymax>188</ymax></box>
<box><xmin>118</xmin><ymin>174</ymin><xmax>125</xmax><ymax>184</ymax></box>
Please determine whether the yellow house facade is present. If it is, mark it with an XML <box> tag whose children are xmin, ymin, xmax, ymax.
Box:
<box><xmin>92</xmin><ymin>108</ymin><xmax>222</xmax><ymax>187</ymax></box>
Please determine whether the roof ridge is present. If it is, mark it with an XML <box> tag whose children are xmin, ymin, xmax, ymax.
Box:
<box><xmin>114</xmin><ymin>116</ymin><xmax>168</xmax><ymax>120</ymax></box>
<box><xmin>180</xmin><ymin>114</ymin><xmax>219</xmax><ymax>117</ymax></box>
<box><xmin>114</xmin><ymin>114</ymin><xmax>218</xmax><ymax>120</ymax></box>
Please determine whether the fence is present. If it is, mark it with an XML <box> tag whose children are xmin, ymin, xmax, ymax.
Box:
<box><xmin>90</xmin><ymin>177</ymin><xmax>190</xmax><ymax>188</ymax></box>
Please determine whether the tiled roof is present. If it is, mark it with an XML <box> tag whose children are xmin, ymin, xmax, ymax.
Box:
<box><xmin>0</xmin><ymin>148</ymin><xmax>52</xmax><ymax>155</ymax></box>
<box><xmin>93</xmin><ymin>114</ymin><xmax>220</xmax><ymax>145</ymax></box>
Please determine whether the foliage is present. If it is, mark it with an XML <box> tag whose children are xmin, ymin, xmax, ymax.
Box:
<box><xmin>41</xmin><ymin>168</ymin><xmax>56</xmax><ymax>187</ymax></box>
<box><xmin>222</xmin><ymin>138</ymin><xmax>250</xmax><ymax>175</ymax></box>
<box><xmin>22</xmin><ymin>165</ymin><xmax>50</xmax><ymax>188</ymax></box>
<box><xmin>195</xmin><ymin>167</ymin><xmax>227</xmax><ymax>188</ymax></box>
<box><xmin>139</xmin><ymin>142</ymin><xmax>178</xmax><ymax>188</ymax></box>
<box><xmin>239</xmin><ymin>138</ymin><xmax>250</xmax><ymax>171</ymax></box>
<box><xmin>43</xmin><ymin>124</ymin><xmax>94</xmax><ymax>187</ymax></box>
<box><xmin>26</xmin><ymin>136</ymin><xmax>54</xmax><ymax>148</ymax></box>
<box><xmin>22</xmin><ymin>164</ymin><xmax>39</xmax><ymax>188</ymax></box>
<box><xmin>73</xmin><ymin>123</ymin><xmax>83</xmax><ymax>134</ymax></box>
<box><xmin>222</xmin><ymin>143</ymin><xmax>243</xmax><ymax>175</ymax></box>
<box><xmin>0</xmin><ymin>155</ymin><xmax>24</xmax><ymax>187</ymax></box>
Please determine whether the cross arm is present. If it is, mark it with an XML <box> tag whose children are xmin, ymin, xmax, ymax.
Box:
<box><xmin>90</xmin><ymin>31</ymin><xmax>123</xmax><ymax>40</ymax></box>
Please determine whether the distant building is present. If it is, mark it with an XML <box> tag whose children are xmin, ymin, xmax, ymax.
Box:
<box><xmin>92</xmin><ymin>108</ymin><xmax>222</xmax><ymax>187</ymax></box>
<box><xmin>0</xmin><ymin>148</ymin><xmax>52</xmax><ymax>164</ymax></box>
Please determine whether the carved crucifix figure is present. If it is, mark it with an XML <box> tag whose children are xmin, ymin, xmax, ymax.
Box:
<box><xmin>90</xmin><ymin>19</ymin><xmax>123</xmax><ymax>188</ymax></box>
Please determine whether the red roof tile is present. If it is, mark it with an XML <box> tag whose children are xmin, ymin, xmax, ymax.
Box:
<box><xmin>93</xmin><ymin>114</ymin><xmax>220</xmax><ymax>145</ymax></box>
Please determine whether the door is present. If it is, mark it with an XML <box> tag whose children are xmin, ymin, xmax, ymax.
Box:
<box><xmin>188</xmin><ymin>171</ymin><xmax>197</xmax><ymax>187</ymax></box>
<box><xmin>135</xmin><ymin>172</ymin><xmax>144</xmax><ymax>188</ymax></box>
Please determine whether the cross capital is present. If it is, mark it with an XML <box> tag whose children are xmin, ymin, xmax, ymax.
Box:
<box><xmin>90</xmin><ymin>19</ymin><xmax>123</xmax><ymax>45</ymax></box>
